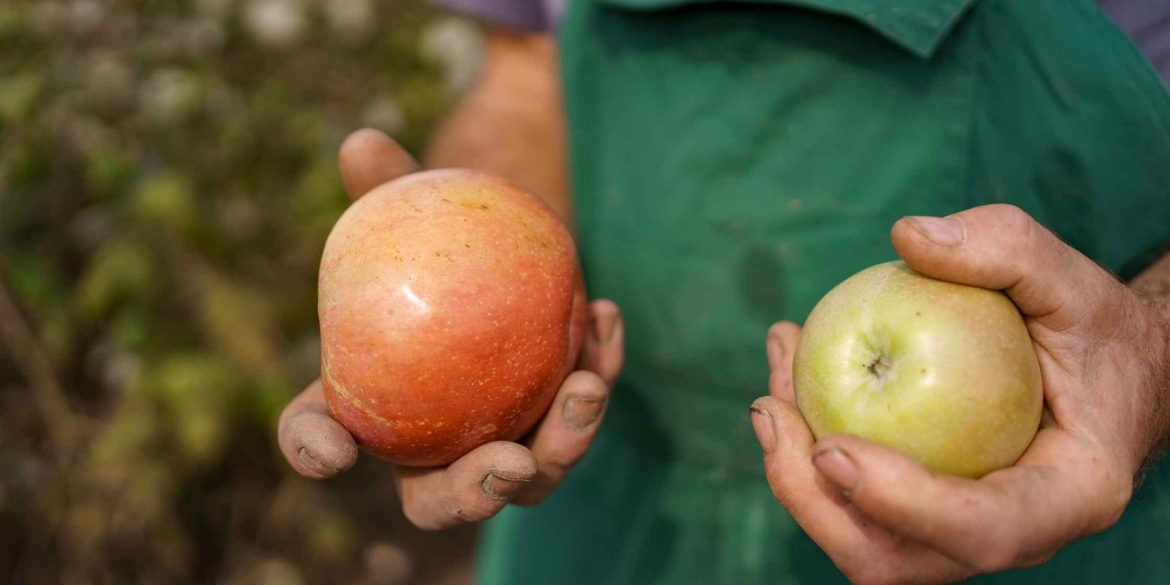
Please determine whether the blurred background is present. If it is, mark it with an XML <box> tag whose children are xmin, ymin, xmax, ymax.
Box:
<box><xmin>0</xmin><ymin>1</ymin><xmax>483</xmax><ymax>583</ymax></box>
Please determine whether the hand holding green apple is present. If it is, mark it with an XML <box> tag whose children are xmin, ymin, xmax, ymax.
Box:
<box><xmin>793</xmin><ymin>260</ymin><xmax>1042</xmax><ymax>478</ymax></box>
<box><xmin>751</xmin><ymin>205</ymin><xmax>1170</xmax><ymax>584</ymax></box>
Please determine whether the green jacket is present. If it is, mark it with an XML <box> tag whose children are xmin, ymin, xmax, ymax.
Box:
<box><xmin>477</xmin><ymin>1</ymin><xmax>1170</xmax><ymax>582</ymax></box>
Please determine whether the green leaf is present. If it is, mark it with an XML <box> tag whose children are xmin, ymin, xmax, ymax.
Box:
<box><xmin>84</xmin><ymin>148</ymin><xmax>137</xmax><ymax>200</ymax></box>
<box><xmin>307</xmin><ymin>513</ymin><xmax>356</xmax><ymax>562</ymax></box>
<box><xmin>0</xmin><ymin>73</ymin><xmax>44</xmax><ymax>122</ymax></box>
<box><xmin>134</xmin><ymin>172</ymin><xmax>198</xmax><ymax>236</ymax></box>
<box><xmin>75</xmin><ymin>238</ymin><xmax>155</xmax><ymax>319</ymax></box>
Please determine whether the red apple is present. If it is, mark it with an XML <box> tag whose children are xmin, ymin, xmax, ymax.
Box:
<box><xmin>318</xmin><ymin>169</ymin><xmax>588</xmax><ymax>467</ymax></box>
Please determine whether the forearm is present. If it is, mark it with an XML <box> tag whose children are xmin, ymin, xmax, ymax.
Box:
<box><xmin>423</xmin><ymin>28</ymin><xmax>572</xmax><ymax>226</ymax></box>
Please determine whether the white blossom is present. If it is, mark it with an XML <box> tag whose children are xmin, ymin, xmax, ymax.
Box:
<box><xmin>362</xmin><ymin>96</ymin><xmax>406</xmax><ymax>136</ymax></box>
<box><xmin>141</xmin><ymin>69</ymin><xmax>205</xmax><ymax>125</ymax></box>
<box><xmin>85</xmin><ymin>53</ymin><xmax>135</xmax><ymax>113</ymax></box>
<box><xmin>69</xmin><ymin>0</ymin><xmax>106</xmax><ymax>37</ymax></box>
<box><xmin>419</xmin><ymin>17</ymin><xmax>484</xmax><ymax>97</ymax></box>
<box><xmin>243</xmin><ymin>0</ymin><xmax>308</xmax><ymax>51</ymax></box>
<box><xmin>324</xmin><ymin>0</ymin><xmax>374</xmax><ymax>45</ymax></box>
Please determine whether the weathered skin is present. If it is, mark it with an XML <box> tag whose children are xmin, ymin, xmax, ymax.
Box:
<box><xmin>793</xmin><ymin>261</ymin><xmax>1043</xmax><ymax>478</ymax></box>
<box><xmin>318</xmin><ymin>169</ymin><xmax>588</xmax><ymax>467</ymax></box>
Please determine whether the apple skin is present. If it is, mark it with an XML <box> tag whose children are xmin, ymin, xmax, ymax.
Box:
<box><xmin>792</xmin><ymin>261</ymin><xmax>1042</xmax><ymax>478</ymax></box>
<box><xmin>318</xmin><ymin>169</ymin><xmax>589</xmax><ymax>467</ymax></box>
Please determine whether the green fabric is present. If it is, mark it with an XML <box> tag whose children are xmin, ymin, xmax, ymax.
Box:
<box><xmin>596</xmin><ymin>0</ymin><xmax>978</xmax><ymax>57</ymax></box>
<box><xmin>476</xmin><ymin>0</ymin><xmax>1170</xmax><ymax>583</ymax></box>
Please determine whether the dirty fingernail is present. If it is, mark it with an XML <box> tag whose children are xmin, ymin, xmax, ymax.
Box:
<box><xmin>299</xmin><ymin>447</ymin><xmax>336</xmax><ymax>476</ymax></box>
<box><xmin>905</xmin><ymin>216</ymin><xmax>966</xmax><ymax>247</ymax></box>
<box><xmin>750</xmin><ymin>406</ymin><xmax>777</xmax><ymax>456</ymax></box>
<box><xmin>482</xmin><ymin>473</ymin><xmax>527</xmax><ymax>500</ymax></box>
<box><xmin>563</xmin><ymin>397</ymin><xmax>604</xmax><ymax>431</ymax></box>
<box><xmin>813</xmin><ymin>448</ymin><xmax>860</xmax><ymax>496</ymax></box>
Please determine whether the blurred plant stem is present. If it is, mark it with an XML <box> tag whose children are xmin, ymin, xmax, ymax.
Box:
<box><xmin>0</xmin><ymin>260</ymin><xmax>80</xmax><ymax>464</ymax></box>
<box><xmin>0</xmin><ymin>0</ymin><xmax>477</xmax><ymax>581</ymax></box>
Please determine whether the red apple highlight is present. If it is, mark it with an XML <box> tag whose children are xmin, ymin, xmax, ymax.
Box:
<box><xmin>318</xmin><ymin>169</ymin><xmax>588</xmax><ymax>467</ymax></box>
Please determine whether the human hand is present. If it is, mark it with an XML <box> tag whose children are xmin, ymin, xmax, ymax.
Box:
<box><xmin>751</xmin><ymin>204</ymin><xmax>1170</xmax><ymax>584</ymax></box>
<box><xmin>277</xmin><ymin>129</ymin><xmax>624</xmax><ymax>530</ymax></box>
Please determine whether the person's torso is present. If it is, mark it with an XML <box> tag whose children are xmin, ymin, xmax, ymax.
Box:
<box><xmin>476</xmin><ymin>1</ymin><xmax>1170</xmax><ymax>583</ymax></box>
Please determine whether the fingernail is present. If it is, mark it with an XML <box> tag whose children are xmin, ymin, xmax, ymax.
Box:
<box><xmin>904</xmin><ymin>216</ymin><xmax>966</xmax><ymax>247</ymax></box>
<box><xmin>482</xmin><ymin>473</ymin><xmax>527</xmax><ymax>500</ymax></box>
<box><xmin>298</xmin><ymin>447</ymin><xmax>335</xmax><ymax>476</ymax></box>
<box><xmin>750</xmin><ymin>406</ymin><xmax>777</xmax><ymax>456</ymax></box>
<box><xmin>563</xmin><ymin>397</ymin><xmax>604</xmax><ymax>431</ymax></box>
<box><xmin>813</xmin><ymin>448</ymin><xmax>860</xmax><ymax>496</ymax></box>
<box><xmin>594</xmin><ymin>312</ymin><xmax>617</xmax><ymax>345</ymax></box>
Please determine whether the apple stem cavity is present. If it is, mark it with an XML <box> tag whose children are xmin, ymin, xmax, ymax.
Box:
<box><xmin>866</xmin><ymin>356</ymin><xmax>890</xmax><ymax>381</ymax></box>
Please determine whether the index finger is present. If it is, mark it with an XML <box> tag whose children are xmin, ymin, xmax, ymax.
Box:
<box><xmin>750</xmin><ymin>396</ymin><xmax>970</xmax><ymax>583</ymax></box>
<box><xmin>811</xmin><ymin>429</ymin><xmax>1130</xmax><ymax>573</ymax></box>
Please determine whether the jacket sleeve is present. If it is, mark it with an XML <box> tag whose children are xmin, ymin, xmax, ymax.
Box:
<box><xmin>434</xmin><ymin>0</ymin><xmax>552</xmax><ymax>32</ymax></box>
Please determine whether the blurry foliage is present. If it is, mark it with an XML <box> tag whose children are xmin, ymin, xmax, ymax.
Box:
<box><xmin>0</xmin><ymin>0</ymin><xmax>481</xmax><ymax>583</ymax></box>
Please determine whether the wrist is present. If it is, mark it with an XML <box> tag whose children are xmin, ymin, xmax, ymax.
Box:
<box><xmin>1134</xmin><ymin>294</ymin><xmax>1170</xmax><ymax>475</ymax></box>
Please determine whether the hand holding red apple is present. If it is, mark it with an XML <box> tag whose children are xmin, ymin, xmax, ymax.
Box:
<box><xmin>277</xmin><ymin>129</ymin><xmax>624</xmax><ymax>530</ymax></box>
<box><xmin>752</xmin><ymin>204</ymin><xmax>1170</xmax><ymax>585</ymax></box>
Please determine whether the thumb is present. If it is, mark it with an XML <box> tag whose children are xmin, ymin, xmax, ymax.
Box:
<box><xmin>890</xmin><ymin>204</ymin><xmax>1118</xmax><ymax>329</ymax></box>
<box><xmin>339</xmin><ymin>129</ymin><xmax>420</xmax><ymax>201</ymax></box>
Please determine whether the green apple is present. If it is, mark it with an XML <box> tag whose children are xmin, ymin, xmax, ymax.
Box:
<box><xmin>792</xmin><ymin>261</ymin><xmax>1042</xmax><ymax>478</ymax></box>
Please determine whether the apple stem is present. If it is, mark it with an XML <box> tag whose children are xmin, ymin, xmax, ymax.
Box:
<box><xmin>866</xmin><ymin>357</ymin><xmax>889</xmax><ymax>380</ymax></box>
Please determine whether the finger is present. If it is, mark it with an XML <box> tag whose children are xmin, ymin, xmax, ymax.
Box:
<box><xmin>339</xmin><ymin>128</ymin><xmax>420</xmax><ymax>201</ymax></box>
<box><xmin>513</xmin><ymin>371</ymin><xmax>611</xmax><ymax>505</ymax></box>
<box><xmin>890</xmin><ymin>204</ymin><xmax>1119</xmax><ymax>330</ymax></box>
<box><xmin>751</xmin><ymin>396</ymin><xmax>864</xmax><ymax>549</ymax></box>
<box><xmin>394</xmin><ymin>441</ymin><xmax>538</xmax><ymax>531</ymax></box>
<box><xmin>278</xmin><ymin>379</ymin><xmax>359</xmax><ymax>479</ymax></box>
<box><xmin>766</xmin><ymin>321</ymin><xmax>801</xmax><ymax>404</ymax></box>
<box><xmin>578</xmin><ymin>300</ymin><xmax>624</xmax><ymax>389</ymax></box>
<box><xmin>750</xmin><ymin>396</ymin><xmax>969</xmax><ymax>583</ymax></box>
<box><xmin>809</xmin><ymin>430</ymin><xmax>1123</xmax><ymax>573</ymax></box>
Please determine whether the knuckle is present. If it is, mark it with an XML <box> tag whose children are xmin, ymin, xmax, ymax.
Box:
<box><xmin>990</xmin><ymin>203</ymin><xmax>1030</xmax><ymax>228</ymax></box>
<box><xmin>999</xmin><ymin>205</ymin><xmax>1037</xmax><ymax>251</ymax></box>
<box><xmin>1096</xmin><ymin>465</ymin><xmax>1132</xmax><ymax>531</ymax></box>
<box><xmin>448</xmin><ymin>489</ymin><xmax>501</xmax><ymax>524</ymax></box>
<box><xmin>766</xmin><ymin>474</ymin><xmax>800</xmax><ymax>511</ymax></box>
<box><xmin>769</xmin><ymin>369</ymin><xmax>792</xmax><ymax>391</ymax></box>
<box><xmin>846</xmin><ymin>566</ymin><xmax>897</xmax><ymax>585</ymax></box>
<box><xmin>398</xmin><ymin>487</ymin><xmax>436</xmax><ymax>531</ymax></box>
<box><xmin>767</xmin><ymin>322</ymin><xmax>787</xmax><ymax>339</ymax></box>
<box><xmin>968</xmin><ymin>540</ymin><xmax>1021</xmax><ymax>574</ymax></box>
<box><xmin>401</xmin><ymin>501</ymin><xmax>442</xmax><ymax>532</ymax></box>
<box><xmin>541</xmin><ymin>450</ymin><xmax>581</xmax><ymax>475</ymax></box>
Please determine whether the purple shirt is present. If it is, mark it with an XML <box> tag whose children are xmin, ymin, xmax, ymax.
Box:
<box><xmin>437</xmin><ymin>0</ymin><xmax>1170</xmax><ymax>85</ymax></box>
<box><xmin>1098</xmin><ymin>0</ymin><xmax>1170</xmax><ymax>84</ymax></box>
<box><xmin>438</xmin><ymin>0</ymin><xmax>564</xmax><ymax>31</ymax></box>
